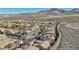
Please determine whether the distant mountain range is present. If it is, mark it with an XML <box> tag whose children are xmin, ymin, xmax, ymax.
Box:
<box><xmin>0</xmin><ymin>8</ymin><xmax>79</xmax><ymax>20</ymax></box>
<box><xmin>38</xmin><ymin>8</ymin><xmax>79</xmax><ymax>14</ymax></box>
<box><xmin>39</xmin><ymin>8</ymin><xmax>67</xmax><ymax>14</ymax></box>
<box><xmin>20</xmin><ymin>8</ymin><xmax>79</xmax><ymax>16</ymax></box>
<box><xmin>70</xmin><ymin>8</ymin><xmax>79</xmax><ymax>13</ymax></box>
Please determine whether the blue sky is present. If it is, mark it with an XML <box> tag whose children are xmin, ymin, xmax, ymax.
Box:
<box><xmin>63</xmin><ymin>8</ymin><xmax>73</xmax><ymax>11</ymax></box>
<box><xmin>0</xmin><ymin>8</ymin><xmax>73</xmax><ymax>14</ymax></box>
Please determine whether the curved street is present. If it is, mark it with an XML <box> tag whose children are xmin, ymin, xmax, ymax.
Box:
<box><xmin>58</xmin><ymin>24</ymin><xmax>79</xmax><ymax>50</ymax></box>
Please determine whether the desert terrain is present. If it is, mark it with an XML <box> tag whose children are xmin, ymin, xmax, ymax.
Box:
<box><xmin>0</xmin><ymin>8</ymin><xmax>79</xmax><ymax>50</ymax></box>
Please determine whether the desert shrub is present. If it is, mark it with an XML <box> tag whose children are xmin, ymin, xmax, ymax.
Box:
<box><xmin>39</xmin><ymin>25</ymin><xmax>46</xmax><ymax>33</ymax></box>
<box><xmin>23</xmin><ymin>38</ymin><xmax>30</xmax><ymax>45</ymax></box>
<box><xmin>14</xmin><ymin>41</ymin><xmax>20</xmax><ymax>45</ymax></box>
<box><xmin>4</xmin><ymin>43</ymin><xmax>13</xmax><ymax>48</ymax></box>
<box><xmin>4</xmin><ymin>25</ymin><xmax>8</xmax><ymax>28</ymax></box>
<box><xmin>11</xmin><ymin>24</ymin><xmax>18</xmax><ymax>29</ymax></box>
<box><xmin>0</xmin><ymin>30</ymin><xmax>3</xmax><ymax>34</ymax></box>
<box><xmin>0</xmin><ymin>24</ymin><xmax>4</xmax><ymax>28</ymax></box>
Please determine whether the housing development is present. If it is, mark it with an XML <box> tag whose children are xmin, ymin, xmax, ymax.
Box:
<box><xmin>0</xmin><ymin>8</ymin><xmax>79</xmax><ymax>50</ymax></box>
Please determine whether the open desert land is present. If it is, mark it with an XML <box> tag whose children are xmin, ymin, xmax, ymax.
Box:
<box><xmin>0</xmin><ymin>8</ymin><xmax>79</xmax><ymax>50</ymax></box>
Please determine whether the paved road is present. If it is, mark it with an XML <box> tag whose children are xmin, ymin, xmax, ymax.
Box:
<box><xmin>58</xmin><ymin>24</ymin><xmax>79</xmax><ymax>50</ymax></box>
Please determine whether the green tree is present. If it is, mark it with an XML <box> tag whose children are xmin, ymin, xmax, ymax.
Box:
<box><xmin>39</xmin><ymin>25</ymin><xmax>46</xmax><ymax>33</ymax></box>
